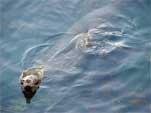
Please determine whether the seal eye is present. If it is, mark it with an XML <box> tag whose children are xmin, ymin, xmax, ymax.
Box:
<box><xmin>21</xmin><ymin>80</ymin><xmax>24</xmax><ymax>85</ymax></box>
<box><xmin>34</xmin><ymin>81</ymin><xmax>39</xmax><ymax>85</ymax></box>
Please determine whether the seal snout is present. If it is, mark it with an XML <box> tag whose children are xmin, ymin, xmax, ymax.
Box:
<box><xmin>25</xmin><ymin>86</ymin><xmax>32</xmax><ymax>92</ymax></box>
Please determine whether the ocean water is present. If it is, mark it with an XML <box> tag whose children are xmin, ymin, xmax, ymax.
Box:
<box><xmin>1</xmin><ymin>0</ymin><xmax>151</xmax><ymax>113</ymax></box>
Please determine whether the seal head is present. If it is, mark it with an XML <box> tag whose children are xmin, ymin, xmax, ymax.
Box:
<box><xmin>20</xmin><ymin>67</ymin><xmax>44</xmax><ymax>103</ymax></box>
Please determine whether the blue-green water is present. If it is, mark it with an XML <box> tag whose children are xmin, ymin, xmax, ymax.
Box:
<box><xmin>1</xmin><ymin>0</ymin><xmax>151</xmax><ymax>113</ymax></box>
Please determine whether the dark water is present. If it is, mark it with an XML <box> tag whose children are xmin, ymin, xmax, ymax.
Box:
<box><xmin>1</xmin><ymin>0</ymin><xmax>151</xmax><ymax>113</ymax></box>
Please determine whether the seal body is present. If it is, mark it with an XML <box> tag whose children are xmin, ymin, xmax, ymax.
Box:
<box><xmin>19</xmin><ymin>66</ymin><xmax>44</xmax><ymax>103</ymax></box>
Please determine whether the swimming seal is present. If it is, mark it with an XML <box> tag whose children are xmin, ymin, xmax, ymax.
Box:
<box><xmin>19</xmin><ymin>66</ymin><xmax>44</xmax><ymax>103</ymax></box>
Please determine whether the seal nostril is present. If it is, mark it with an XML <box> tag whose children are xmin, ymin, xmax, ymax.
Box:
<box><xmin>25</xmin><ymin>86</ymin><xmax>31</xmax><ymax>91</ymax></box>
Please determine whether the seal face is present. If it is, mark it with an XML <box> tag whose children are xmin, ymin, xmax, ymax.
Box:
<box><xmin>20</xmin><ymin>66</ymin><xmax>44</xmax><ymax>103</ymax></box>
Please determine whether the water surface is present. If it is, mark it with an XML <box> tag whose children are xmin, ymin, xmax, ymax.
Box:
<box><xmin>1</xmin><ymin>0</ymin><xmax>151</xmax><ymax>113</ymax></box>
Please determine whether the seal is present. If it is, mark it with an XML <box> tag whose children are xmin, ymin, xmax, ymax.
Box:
<box><xmin>19</xmin><ymin>66</ymin><xmax>44</xmax><ymax>103</ymax></box>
